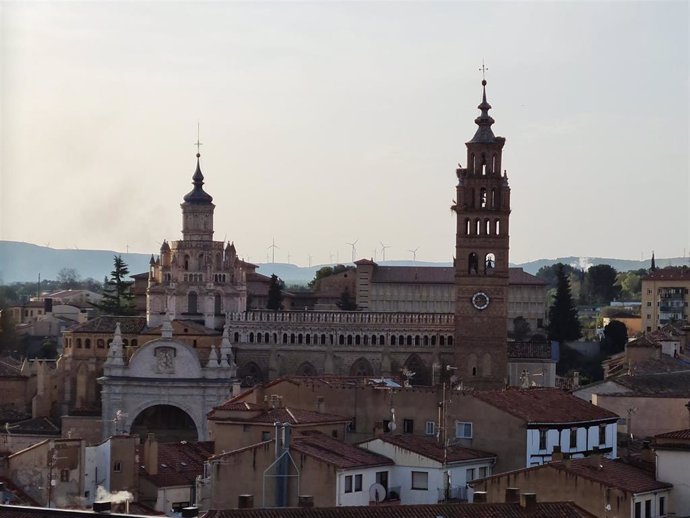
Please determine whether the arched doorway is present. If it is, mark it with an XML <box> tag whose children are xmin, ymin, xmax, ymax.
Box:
<box><xmin>130</xmin><ymin>405</ymin><xmax>198</xmax><ymax>443</ymax></box>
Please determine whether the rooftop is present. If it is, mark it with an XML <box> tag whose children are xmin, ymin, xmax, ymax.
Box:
<box><xmin>204</xmin><ymin>501</ymin><xmax>594</xmax><ymax>518</ymax></box>
<box><xmin>472</xmin><ymin>388</ymin><xmax>619</xmax><ymax>425</ymax></box>
<box><xmin>643</xmin><ymin>266</ymin><xmax>690</xmax><ymax>281</ymax></box>
<box><xmin>69</xmin><ymin>316</ymin><xmax>147</xmax><ymax>334</ymax></box>
<box><xmin>292</xmin><ymin>431</ymin><xmax>393</xmax><ymax>469</ymax></box>
<box><xmin>364</xmin><ymin>266</ymin><xmax>544</xmax><ymax>286</ymax></box>
<box><xmin>366</xmin><ymin>434</ymin><xmax>495</xmax><ymax>464</ymax></box>
<box><xmin>141</xmin><ymin>440</ymin><xmax>214</xmax><ymax>488</ymax></box>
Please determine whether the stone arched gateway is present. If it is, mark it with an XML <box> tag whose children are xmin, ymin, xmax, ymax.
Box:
<box><xmin>99</xmin><ymin>321</ymin><xmax>237</xmax><ymax>441</ymax></box>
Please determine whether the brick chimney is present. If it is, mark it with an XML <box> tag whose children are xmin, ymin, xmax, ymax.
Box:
<box><xmin>144</xmin><ymin>433</ymin><xmax>158</xmax><ymax>476</ymax></box>
<box><xmin>505</xmin><ymin>487</ymin><xmax>520</xmax><ymax>503</ymax></box>
<box><xmin>520</xmin><ymin>492</ymin><xmax>537</xmax><ymax>512</ymax></box>
<box><xmin>640</xmin><ymin>440</ymin><xmax>656</xmax><ymax>464</ymax></box>
<box><xmin>551</xmin><ymin>445</ymin><xmax>564</xmax><ymax>462</ymax></box>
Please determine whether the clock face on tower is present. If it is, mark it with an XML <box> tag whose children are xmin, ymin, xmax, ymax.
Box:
<box><xmin>471</xmin><ymin>291</ymin><xmax>490</xmax><ymax>311</ymax></box>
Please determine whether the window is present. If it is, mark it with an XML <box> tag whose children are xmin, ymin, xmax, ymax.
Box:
<box><xmin>645</xmin><ymin>500</ymin><xmax>651</xmax><ymax>517</ymax></box>
<box><xmin>647</xmin><ymin>301</ymin><xmax>652</xmax><ymax>307</ymax></box>
<box><xmin>660</xmin><ymin>495</ymin><xmax>665</xmax><ymax>515</ymax></box>
<box><xmin>466</xmin><ymin>468</ymin><xmax>475</xmax><ymax>481</ymax></box>
<box><xmin>539</xmin><ymin>429</ymin><xmax>547</xmax><ymax>450</ymax></box>
<box><xmin>478</xmin><ymin>466</ymin><xmax>487</xmax><ymax>478</ymax></box>
<box><xmin>456</xmin><ymin>421</ymin><xmax>472</xmax><ymax>439</ymax></box>
<box><xmin>113</xmin><ymin>461</ymin><xmax>121</xmax><ymax>473</ymax></box>
<box><xmin>425</xmin><ymin>421</ymin><xmax>436</xmax><ymax>436</ymax></box>
<box><xmin>569</xmin><ymin>428</ymin><xmax>578</xmax><ymax>449</ymax></box>
<box><xmin>354</xmin><ymin>474</ymin><xmax>362</xmax><ymax>492</ymax></box>
<box><xmin>598</xmin><ymin>424</ymin><xmax>606</xmax><ymax>446</ymax></box>
<box><xmin>411</xmin><ymin>471</ymin><xmax>428</xmax><ymax>490</ymax></box>
<box><xmin>344</xmin><ymin>475</ymin><xmax>353</xmax><ymax>493</ymax></box>
<box><xmin>262</xmin><ymin>431</ymin><xmax>271</xmax><ymax>441</ymax></box>
<box><xmin>60</xmin><ymin>469</ymin><xmax>70</xmax><ymax>482</ymax></box>
<box><xmin>403</xmin><ymin>419</ymin><xmax>414</xmax><ymax>434</ymax></box>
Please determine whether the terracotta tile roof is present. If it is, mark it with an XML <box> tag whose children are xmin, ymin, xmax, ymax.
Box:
<box><xmin>213</xmin><ymin>401</ymin><xmax>264</xmax><ymax>412</ymax></box>
<box><xmin>69</xmin><ymin>316</ymin><xmax>147</xmax><ymax>334</ymax></box>
<box><xmin>643</xmin><ymin>266</ymin><xmax>690</xmax><ymax>280</ymax></box>
<box><xmin>141</xmin><ymin>440</ymin><xmax>214</xmax><ymax>488</ymax></box>
<box><xmin>142</xmin><ymin>319</ymin><xmax>220</xmax><ymax>336</ymax></box>
<box><xmin>472</xmin><ymin>388</ymin><xmax>619</xmax><ymax>424</ymax></box>
<box><xmin>0</xmin><ymin>417</ymin><xmax>61</xmax><ymax>435</ymax></box>
<box><xmin>550</xmin><ymin>457</ymin><xmax>672</xmax><ymax>494</ymax></box>
<box><xmin>655</xmin><ymin>428</ymin><xmax>690</xmax><ymax>440</ymax></box>
<box><xmin>372</xmin><ymin>266</ymin><xmax>454</xmax><ymax>284</ymax></box>
<box><xmin>247</xmin><ymin>407</ymin><xmax>351</xmax><ymax>426</ymax></box>
<box><xmin>611</xmin><ymin>370</ymin><xmax>690</xmax><ymax>396</ymax></box>
<box><xmin>204</xmin><ymin>502</ymin><xmax>595</xmax><ymax>518</ymax></box>
<box><xmin>0</xmin><ymin>357</ymin><xmax>23</xmax><ymax>377</ymax></box>
<box><xmin>508</xmin><ymin>268</ymin><xmax>547</xmax><ymax>286</ymax></box>
<box><xmin>291</xmin><ymin>431</ymin><xmax>393</xmax><ymax>469</ymax></box>
<box><xmin>369</xmin><ymin>434</ymin><xmax>495</xmax><ymax>464</ymax></box>
<box><xmin>0</xmin><ymin>505</ymin><xmax>156</xmax><ymax>517</ymax></box>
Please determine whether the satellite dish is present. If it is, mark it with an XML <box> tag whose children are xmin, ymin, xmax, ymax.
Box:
<box><xmin>369</xmin><ymin>483</ymin><xmax>386</xmax><ymax>503</ymax></box>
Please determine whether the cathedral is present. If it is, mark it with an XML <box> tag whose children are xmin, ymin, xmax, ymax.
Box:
<box><xmin>56</xmin><ymin>79</ymin><xmax>553</xmax><ymax>441</ymax></box>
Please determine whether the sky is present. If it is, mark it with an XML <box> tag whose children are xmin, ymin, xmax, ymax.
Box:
<box><xmin>1</xmin><ymin>1</ymin><xmax>688</xmax><ymax>266</ymax></box>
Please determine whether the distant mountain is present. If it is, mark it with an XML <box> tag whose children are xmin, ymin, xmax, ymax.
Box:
<box><xmin>1</xmin><ymin>240</ymin><xmax>687</xmax><ymax>284</ymax></box>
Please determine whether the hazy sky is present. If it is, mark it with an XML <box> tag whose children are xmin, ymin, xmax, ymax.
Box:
<box><xmin>1</xmin><ymin>1</ymin><xmax>688</xmax><ymax>266</ymax></box>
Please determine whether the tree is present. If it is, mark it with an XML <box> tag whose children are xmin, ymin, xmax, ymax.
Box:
<box><xmin>536</xmin><ymin>263</ymin><xmax>579</xmax><ymax>290</ymax></box>
<box><xmin>308</xmin><ymin>264</ymin><xmax>353</xmax><ymax>289</ymax></box>
<box><xmin>581</xmin><ymin>264</ymin><xmax>621</xmax><ymax>306</ymax></box>
<box><xmin>56</xmin><ymin>268</ymin><xmax>81</xmax><ymax>289</ymax></box>
<box><xmin>601</xmin><ymin>320</ymin><xmax>628</xmax><ymax>356</ymax></box>
<box><xmin>547</xmin><ymin>263</ymin><xmax>582</xmax><ymax>344</ymax></box>
<box><xmin>37</xmin><ymin>337</ymin><xmax>58</xmax><ymax>359</ymax></box>
<box><xmin>267</xmin><ymin>274</ymin><xmax>284</xmax><ymax>311</ymax></box>
<box><xmin>512</xmin><ymin>316</ymin><xmax>532</xmax><ymax>341</ymax></box>
<box><xmin>0</xmin><ymin>307</ymin><xmax>19</xmax><ymax>355</ymax></box>
<box><xmin>337</xmin><ymin>287</ymin><xmax>357</xmax><ymax>311</ymax></box>
<box><xmin>97</xmin><ymin>256</ymin><xmax>136</xmax><ymax>315</ymax></box>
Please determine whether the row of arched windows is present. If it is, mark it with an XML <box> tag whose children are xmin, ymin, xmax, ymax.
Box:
<box><xmin>239</xmin><ymin>331</ymin><xmax>454</xmax><ymax>347</ymax></box>
<box><xmin>66</xmin><ymin>337</ymin><xmax>138</xmax><ymax>349</ymax></box>
<box><xmin>465</xmin><ymin>217</ymin><xmax>501</xmax><ymax>236</ymax></box>
<box><xmin>466</xmin><ymin>187</ymin><xmax>501</xmax><ymax>210</ymax></box>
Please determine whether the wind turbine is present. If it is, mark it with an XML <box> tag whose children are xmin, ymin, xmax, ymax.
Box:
<box><xmin>268</xmin><ymin>238</ymin><xmax>279</xmax><ymax>264</ymax></box>
<box><xmin>380</xmin><ymin>242</ymin><xmax>391</xmax><ymax>262</ymax></box>
<box><xmin>346</xmin><ymin>240</ymin><xmax>358</xmax><ymax>262</ymax></box>
<box><xmin>409</xmin><ymin>247</ymin><xmax>419</xmax><ymax>263</ymax></box>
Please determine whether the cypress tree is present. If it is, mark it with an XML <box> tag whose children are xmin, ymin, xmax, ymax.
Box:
<box><xmin>267</xmin><ymin>274</ymin><xmax>284</xmax><ymax>311</ymax></box>
<box><xmin>547</xmin><ymin>263</ymin><xmax>582</xmax><ymax>343</ymax></box>
<box><xmin>98</xmin><ymin>255</ymin><xmax>136</xmax><ymax>316</ymax></box>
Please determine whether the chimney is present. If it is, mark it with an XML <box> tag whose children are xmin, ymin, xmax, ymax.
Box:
<box><xmin>181</xmin><ymin>507</ymin><xmax>199</xmax><ymax>517</ymax></box>
<box><xmin>316</xmin><ymin>396</ymin><xmax>325</xmax><ymax>413</ymax></box>
<box><xmin>298</xmin><ymin>495</ymin><xmax>314</xmax><ymax>508</ymax></box>
<box><xmin>44</xmin><ymin>298</ymin><xmax>53</xmax><ymax>314</ymax></box>
<box><xmin>551</xmin><ymin>445</ymin><xmax>564</xmax><ymax>462</ymax></box>
<box><xmin>640</xmin><ymin>440</ymin><xmax>656</xmax><ymax>464</ymax></box>
<box><xmin>587</xmin><ymin>448</ymin><xmax>603</xmax><ymax>470</ymax></box>
<box><xmin>93</xmin><ymin>501</ymin><xmax>112</xmax><ymax>514</ymax></box>
<box><xmin>144</xmin><ymin>433</ymin><xmax>158</xmax><ymax>476</ymax></box>
<box><xmin>473</xmin><ymin>491</ymin><xmax>487</xmax><ymax>503</ymax></box>
<box><xmin>505</xmin><ymin>487</ymin><xmax>520</xmax><ymax>503</ymax></box>
<box><xmin>520</xmin><ymin>493</ymin><xmax>537</xmax><ymax>512</ymax></box>
<box><xmin>238</xmin><ymin>495</ymin><xmax>254</xmax><ymax>508</ymax></box>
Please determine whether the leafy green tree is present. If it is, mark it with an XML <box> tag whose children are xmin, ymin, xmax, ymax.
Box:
<box><xmin>536</xmin><ymin>263</ymin><xmax>579</xmax><ymax>289</ymax></box>
<box><xmin>512</xmin><ymin>316</ymin><xmax>532</xmax><ymax>341</ymax></box>
<box><xmin>308</xmin><ymin>264</ymin><xmax>353</xmax><ymax>289</ymax></box>
<box><xmin>581</xmin><ymin>264</ymin><xmax>621</xmax><ymax>305</ymax></box>
<box><xmin>601</xmin><ymin>320</ymin><xmax>628</xmax><ymax>355</ymax></box>
<box><xmin>0</xmin><ymin>307</ymin><xmax>19</xmax><ymax>355</ymax></box>
<box><xmin>267</xmin><ymin>274</ymin><xmax>284</xmax><ymax>311</ymax></box>
<box><xmin>97</xmin><ymin>256</ymin><xmax>136</xmax><ymax>315</ymax></box>
<box><xmin>37</xmin><ymin>337</ymin><xmax>58</xmax><ymax>359</ymax></box>
<box><xmin>337</xmin><ymin>287</ymin><xmax>357</xmax><ymax>311</ymax></box>
<box><xmin>547</xmin><ymin>263</ymin><xmax>582</xmax><ymax>344</ymax></box>
<box><xmin>56</xmin><ymin>268</ymin><xmax>81</xmax><ymax>289</ymax></box>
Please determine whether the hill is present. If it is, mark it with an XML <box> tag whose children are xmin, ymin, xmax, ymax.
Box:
<box><xmin>0</xmin><ymin>241</ymin><xmax>687</xmax><ymax>285</ymax></box>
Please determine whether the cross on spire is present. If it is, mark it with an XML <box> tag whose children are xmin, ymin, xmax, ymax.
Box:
<box><xmin>479</xmin><ymin>60</ymin><xmax>488</xmax><ymax>81</ymax></box>
<box><xmin>195</xmin><ymin>122</ymin><xmax>203</xmax><ymax>157</ymax></box>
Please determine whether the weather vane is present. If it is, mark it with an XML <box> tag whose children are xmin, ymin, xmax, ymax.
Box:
<box><xmin>195</xmin><ymin>122</ymin><xmax>203</xmax><ymax>156</ymax></box>
<box><xmin>479</xmin><ymin>60</ymin><xmax>488</xmax><ymax>81</ymax></box>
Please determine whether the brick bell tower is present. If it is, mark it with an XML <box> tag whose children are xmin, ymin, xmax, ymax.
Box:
<box><xmin>453</xmin><ymin>78</ymin><xmax>510</xmax><ymax>388</ymax></box>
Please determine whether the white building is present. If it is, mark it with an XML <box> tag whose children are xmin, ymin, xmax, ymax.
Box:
<box><xmin>358</xmin><ymin>434</ymin><xmax>496</xmax><ymax>504</ymax></box>
<box><xmin>655</xmin><ymin>429</ymin><xmax>690</xmax><ymax>516</ymax></box>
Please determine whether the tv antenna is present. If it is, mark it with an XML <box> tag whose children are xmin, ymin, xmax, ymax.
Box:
<box><xmin>346</xmin><ymin>240</ymin><xmax>358</xmax><ymax>262</ymax></box>
<box><xmin>380</xmin><ymin>242</ymin><xmax>391</xmax><ymax>262</ymax></box>
<box><xmin>408</xmin><ymin>247</ymin><xmax>419</xmax><ymax>263</ymax></box>
<box><xmin>268</xmin><ymin>237</ymin><xmax>279</xmax><ymax>264</ymax></box>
